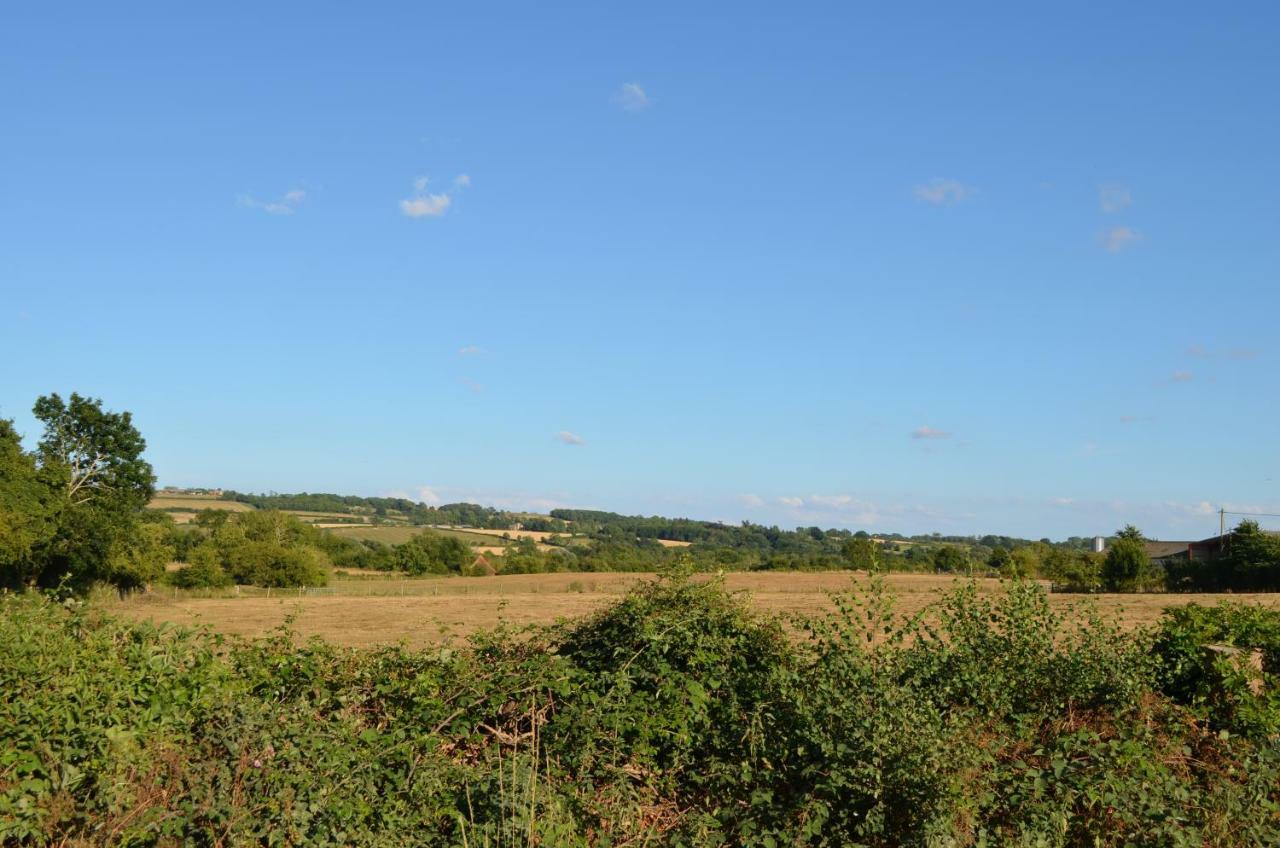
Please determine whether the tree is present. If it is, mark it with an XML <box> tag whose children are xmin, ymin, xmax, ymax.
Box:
<box><xmin>1115</xmin><ymin>524</ymin><xmax>1145</xmax><ymax>543</ymax></box>
<box><xmin>103</xmin><ymin>521</ymin><xmax>174</xmax><ymax>590</ymax></box>
<box><xmin>24</xmin><ymin>394</ymin><xmax>156</xmax><ymax>590</ymax></box>
<box><xmin>841</xmin><ymin>536</ymin><xmax>880</xmax><ymax>573</ymax></box>
<box><xmin>172</xmin><ymin>544</ymin><xmax>233</xmax><ymax>589</ymax></box>
<box><xmin>395</xmin><ymin>532</ymin><xmax>472</xmax><ymax>576</ymax></box>
<box><xmin>1223</xmin><ymin>520</ymin><xmax>1280</xmax><ymax>590</ymax></box>
<box><xmin>932</xmin><ymin>545</ymin><xmax>969</xmax><ymax>574</ymax></box>
<box><xmin>1102</xmin><ymin>537</ymin><xmax>1152</xmax><ymax>592</ymax></box>
<box><xmin>33</xmin><ymin>393</ymin><xmax>153</xmax><ymax>510</ymax></box>
<box><xmin>986</xmin><ymin>546</ymin><xmax>1013</xmax><ymax>574</ymax></box>
<box><xmin>0</xmin><ymin>420</ymin><xmax>60</xmax><ymax>587</ymax></box>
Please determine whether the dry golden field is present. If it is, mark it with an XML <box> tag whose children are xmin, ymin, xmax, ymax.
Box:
<box><xmin>148</xmin><ymin>495</ymin><xmax>255</xmax><ymax>524</ymax></box>
<box><xmin>148</xmin><ymin>495</ymin><xmax>254</xmax><ymax>511</ymax></box>
<box><xmin>460</xmin><ymin>528</ymin><xmax>572</xmax><ymax>542</ymax></box>
<box><xmin>105</xmin><ymin>571</ymin><xmax>1280</xmax><ymax>649</ymax></box>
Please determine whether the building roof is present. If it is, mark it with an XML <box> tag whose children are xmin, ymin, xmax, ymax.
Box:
<box><xmin>1144</xmin><ymin>540</ymin><xmax>1195</xmax><ymax>559</ymax></box>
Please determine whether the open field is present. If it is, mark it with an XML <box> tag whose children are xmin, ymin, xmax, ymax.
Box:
<box><xmin>324</xmin><ymin>525</ymin><xmax>502</xmax><ymax>545</ymax></box>
<box><xmin>458</xmin><ymin>527</ymin><xmax>569</xmax><ymax>542</ymax></box>
<box><xmin>284</xmin><ymin>510</ymin><xmax>373</xmax><ymax>523</ymax></box>
<box><xmin>105</xmin><ymin>571</ymin><xmax>1280</xmax><ymax>649</ymax></box>
<box><xmin>148</xmin><ymin>495</ymin><xmax>255</xmax><ymax>512</ymax></box>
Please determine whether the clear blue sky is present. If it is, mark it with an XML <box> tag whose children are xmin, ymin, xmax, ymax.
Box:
<box><xmin>3</xmin><ymin>2</ymin><xmax>1277</xmax><ymax>540</ymax></box>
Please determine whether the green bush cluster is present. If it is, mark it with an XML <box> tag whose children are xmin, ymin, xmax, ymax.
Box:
<box><xmin>172</xmin><ymin>510</ymin><xmax>330</xmax><ymax>588</ymax></box>
<box><xmin>1153</xmin><ymin>602</ymin><xmax>1280</xmax><ymax>737</ymax></box>
<box><xmin>3</xmin><ymin>575</ymin><xmax>1279</xmax><ymax>846</ymax></box>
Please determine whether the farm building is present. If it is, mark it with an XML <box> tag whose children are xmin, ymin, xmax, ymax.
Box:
<box><xmin>1140</xmin><ymin>532</ymin><xmax>1278</xmax><ymax>567</ymax></box>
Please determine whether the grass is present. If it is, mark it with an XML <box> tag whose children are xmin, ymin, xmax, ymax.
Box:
<box><xmin>104</xmin><ymin>570</ymin><xmax>1280</xmax><ymax>649</ymax></box>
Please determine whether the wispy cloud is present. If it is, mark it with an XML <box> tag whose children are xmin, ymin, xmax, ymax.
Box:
<box><xmin>1099</xmin><ymin>183</ymin><xmax>1132</xmax><ymax>213</ymax></box>
<box><xmin>1186</xmin><ymin>344</ymin><xmax>1260</xmax><ymax>361</ymax></box>
<box><xmin>555</xmin><ymin>430</ymin><xmax>585</xmax><ymax>446</ymax></box>
<box><xmin>1101</xmin><ymin>226</ymin><xmax>1141</xmax><ymax>253</ymax></box>
<box><xmin>458</xmin><ymin>345</ymin><xmax>484</xmax><ymax>356</ymax></box>
<box><xmin>459</xmin><ymin>377</ymin><xmax>484</xmax><ymax>394</ymax></box>
<box><xmin>911</xmin><ymin>425</ymin><xmax>952</xmax><ymax>440</ymax></box>
<box><xmin>913</xmin><ymin>179</ymin><xmax>972</xmax><ymax>206</ymax></box>
<box><xmin>773</xmin><ymin>493</ymin><xmax>960</xmax><ymax>530</ymax></box>
<box><xmin>739</xmin><ymin>494</ymin><xmax>765</xmax><ymax>508</ymax></box>
<box><xmin>1171</xmin><ymin>371</ymin><xmax>1194</xmax><ymax>383</ymax></box>
<box><xmin>1119</xmin><ymin>415</ymin><xmax>1139</xmax><ymax>423</ymax></box>
<box><xmin>401</xmin><ymin>173</ymin><xmax>470</xmax><ymax>219</ymax></box>
<box><xmin>401</xmin><ymin>194</ymin><xmax>452</xmax><ymax>218</ymax></box>
<box><xmin>238</xmin><ymin>187</ymin><xmax>307</xmax><ymax>215</ymax></box>
<box><xmin>612</xmin><ymin>82</ymin><xmax>651</xmax><ymax>111</ymax></box>
<box><xmin>1051</xmin><ymin>497</ymin><xmax>1076</xmax><ymax>507</ymax></box>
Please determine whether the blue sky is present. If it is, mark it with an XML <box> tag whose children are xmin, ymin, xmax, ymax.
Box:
<box><xmin>2</xmin><ymin>2</ymin><xmax>1277</xmax><ymax>540</ymax></box>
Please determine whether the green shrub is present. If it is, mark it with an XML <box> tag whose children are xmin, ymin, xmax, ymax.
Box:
<box><xmin>2</xmin><ymin>578</ymin><xmax>1278</xmax><ymax>846</ymax></box>
<box><xmin>1153</xmin><ymin>602</ymin><xmax>1280</xmax><ymax>737</ymax></box>
<box><xmin>169</xmin><ymin>544</ymin><xmax>233</xmax><ymax>588</ymax></box>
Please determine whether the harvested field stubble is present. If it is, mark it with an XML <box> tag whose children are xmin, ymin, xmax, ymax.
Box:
<box><xmin>106</xmin><ymin>571</ymin><xmax>1280</xmax><ymax>649</ymax></box>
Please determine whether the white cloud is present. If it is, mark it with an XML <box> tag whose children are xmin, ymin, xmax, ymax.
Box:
<box><xmin>401</xmin><ymin>173</ymin><xmax>470</xmax><ymax>219</ymax></box>
<box><xmin>739</xmin><ymin>494</ymin><xmax>765</xmax><ymax>508</ymax></box>
<box><xmin>416</xmin><ymin>486</ymin><xmax>442</xmax><ymax>505</ymax></box>
<box><xmin>1119</xmin><ymin>415</ymin><xmax>1139</xmax><ymax>423</ymax></box>
<box><xmin>1101</xmin><ymin>226</ymin><xmax>1141</xmax><ymax>253</ymax></box>
<box><xmin>556</xmin><ymin>430</ymin><xmax>585</xmax><ymax>446</ymax></box>
<box><xmin>613</xmin><ymin>82</ymin><xmax>651</xmax><ymax>111</ymax></box>
<box><xmin>1099</xmin><ymin>183</ymin><xmax>1132</xmax><ymax>213</ymax></box>
<box><xmin>913</xmin><ymin>178</ymin><xmax>972</xmax><ymax>206</ymax></box>
<box><xmin>401</xmin><ymin>193</ymin><xmax>452</xmax><ymax>218</ymax></box>
<box><xmin>238</xmin><ymin>187</ymin><xmax>307</xmax><ymax>215</ymax></box>
<box><xmin>808</xmin><ymin>494</ymin><xmax>855</xmax><ymax>509</ymax></box>
<box><xmin>1171</xmin><ymin>371</ymin><xmax>1194</xmax><ymax>383</ymax></box>
<box><xmin>911</xmin><ymin>425</ymin><xmax>952</xmax><ymax>440</ymax></box>
<box><xmin>458</xmin><ymin>345</ymin><xmax>484</xmax><ymax>355</ymax></box>
<box><xmin>1187</xmin><ymin>344</ymin><xmax>1208</xmax><ymax>357</ymax></box>
<box><xmin>772</xmin><ymin>493</ymin><xmax>954</xmax><ymax>530</ymax></box>
<box><xmin>1051</xmin><ymin>497</ymin><xmax>1075</xmax><ymax>507</ymax></box>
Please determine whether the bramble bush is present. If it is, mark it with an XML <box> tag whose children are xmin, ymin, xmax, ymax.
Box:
<box><xmin>2</xmin><ymin>571</ymin><xmax>1279</xmax><ymax>846</ymax></box>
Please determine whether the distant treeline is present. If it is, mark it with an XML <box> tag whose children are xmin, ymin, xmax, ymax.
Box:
<box><xmin>218</xmin><ymin>491</ymin><xmax>537</xmax><ymax>530</ymax></box>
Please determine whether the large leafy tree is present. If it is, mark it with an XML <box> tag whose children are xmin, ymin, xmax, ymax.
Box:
<box><xmin>33</xmin><ymin>393</ymin><xmax>153</xmax><ymax>510</ymax></box>
<box><xmin>0</xmin><ymin>420</ymin><xmax>60</xmax><ymax>587</ymax></box>
<box><xmin>28</xmin><ymin>393</ymin><xmax>157</xmax><ymax>590</ymax></box>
